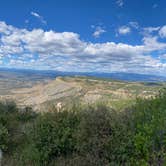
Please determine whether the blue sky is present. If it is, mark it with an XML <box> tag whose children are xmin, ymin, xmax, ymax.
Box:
<box><xmin>0</xmin><ymin>0</ymin><xmax>166</xmax><ymax>75</ymax></box>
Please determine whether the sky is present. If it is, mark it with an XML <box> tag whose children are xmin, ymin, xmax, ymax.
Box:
<box><xmin>0</xmin><ymin>0</ymin><xmax>166</xmax><ymax>75</ymax></box>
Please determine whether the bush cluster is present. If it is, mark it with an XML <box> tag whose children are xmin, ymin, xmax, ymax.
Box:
<box><xmin>1</xmin><ymin>90</ymin><xmax>166</xmax><ymax>165</ymax></box>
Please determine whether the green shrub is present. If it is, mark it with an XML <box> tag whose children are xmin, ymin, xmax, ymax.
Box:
<box><xmin>129</xmin><ymin>90</ymin><xmax>166</xmax><ymax>164</ymax></box>
<box><xmin>75</xmin><ymin>105</ymin><xmax>114</xmax><ymax>165</ymax></box>
<box><xmin>26</xmin><ymin>110</ymin><xmax>80</xmax><ymax>164</ymax></box>
<box><xmin>3</xmin><ymin>89</ymin><xmax>166</xmax><ymax>165</ymax></box>
<box><xmin>18</xmin><ymin>107</ymin><xmax>37</xmax><ymax>122</ymax></box>
<box><xmin>0</xmin><ymin>101</ymin><xmax>36</xmax><ymax>165</ymax></box>
<box><xmin>0</xmin><ymin>124</ymin><xmax>9</xmax><ymax>151</ymax></box>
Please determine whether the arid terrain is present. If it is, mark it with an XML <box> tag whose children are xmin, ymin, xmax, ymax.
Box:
<box><xmin>0</xmin><ymin>71</ymin><xmax>164</xmax><ymax>111</ymax></box>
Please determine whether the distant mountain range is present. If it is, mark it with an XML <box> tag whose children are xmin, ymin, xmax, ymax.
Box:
<box><xmin>82</xmin><ymin>72</ymin><xmax>166</xmax><ymax>82</ymax></box>
<box><xmin>0</xmin><ymin>68</ymin><xmax>166</xmax><ymax>82</ymax></box>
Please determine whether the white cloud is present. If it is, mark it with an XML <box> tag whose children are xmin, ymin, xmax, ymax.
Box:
<box><xmin>0</xmin><ymin>21</ymin><xmax>16</xmax><ymax>35</ymax></box>
<box><xmin>118</xmin><ymin>26</ymin><xmax>131</xmax><ymax>35</ymax></box>
<box><xmin>142</xmin><ymin>36</ymin><xmax>166</xmax><ymax>51</ymax></box>
<box><xmin>129</xmin><ymin>21</ymin><xmax>139</xmax><ymax>29</ymax></box>
<box><xmin>159</xmin><ymin>25</ymin><xmax>166</xmax><ymax>38</ymax></box>
<box><xmin>31</xmin><ymin>11</ymin><xmax>47</xmax><ymax>25</ymax></box>
<box><xmin>92</xmin><ymin>26</ymin><xmax>106</xmax><ymax>38</ymax></box>
<box><xmin>143</xmin><ymin>26</ymin><xmax>160</xmax><ymax>34</ymax></box>
<box><xmin>0</xmin><ymin>21</ymin><xmax>166</xmax><ymax>75</ymax></box>
<box><xmin>31</xmin><ymin>12</ymin><xmax>40</xmax><ymax>18</ymax></box>
<box><xmin>116</xmin><ymin>0</ymin><xmax>124</xmax><ymax>7</ymax></box>
<box><xmin>159</xmin><ymin>54</ymin><xmax>166</xmax><ymax>60</ymax></box>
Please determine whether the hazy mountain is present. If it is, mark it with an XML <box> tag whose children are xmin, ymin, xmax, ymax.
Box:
<box><xmin>0</xmin><ymin>68</ymin><xmax>166</xmax><ymax>82</ymax></box>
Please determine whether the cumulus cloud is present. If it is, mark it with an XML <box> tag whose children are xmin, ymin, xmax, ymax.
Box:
<box><xmin>118</xmin><ymin>26</ymin><xmax>131</xmax><ymax>35</ymax></box>
<box><xmin>31</xmin><ymin>11</ymin><xmax>47</xmax><ymax>25</ymax></box>
<box><xmin>159</xmin><ymin>25</ymin><xmax>166</xmax><ymax>38</ymax></box>
<box><xmin>92</xmin><ymin>26</ymin><xmax>106</xmax><ymax>38</ymax></box>
<box><xmin>0</xmin><ymin>21</ymin><xmax>16</xmax><ymax>35</ymax></box>
<box><xmin>143</xmin><ymin>26</ymin><xmax>160</xmax><ymax>35</ymax></box>
<box><xmin>0</xmin><ymin>21</ymin><xmax>166</xmax><ymax>75</ymax></box>
<box><xmin>159</xmin><ymin>54</ymin><xmax>166</xmax><ymax>60</ymax></box>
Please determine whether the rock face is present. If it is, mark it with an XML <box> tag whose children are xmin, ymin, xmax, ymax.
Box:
<box><xmin>0</xmin><ymin>76</ymin><xmax>161</xmax><ymax>111</ymax></box>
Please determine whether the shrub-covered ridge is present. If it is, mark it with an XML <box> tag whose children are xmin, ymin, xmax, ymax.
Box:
<box><xmin>1</xmin><ymin>90</ymin><xmax>166</xmax><ymax>165</ymax></box>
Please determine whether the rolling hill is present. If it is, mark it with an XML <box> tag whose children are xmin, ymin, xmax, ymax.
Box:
<box><xmin>0</xmin><ymin>69</ymin><xmax>165</xmax><ymax>111</ymax></box>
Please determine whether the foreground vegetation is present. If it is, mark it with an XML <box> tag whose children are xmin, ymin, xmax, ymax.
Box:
<box><xmin>1</xmin><ymin>89</ymin><xmax>166</xmax><ymax>165</ymax></box>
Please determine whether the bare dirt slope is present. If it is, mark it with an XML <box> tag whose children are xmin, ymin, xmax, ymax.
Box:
<box><xmin>0</xmin><ymin>76</ymin><xmax>164</xmax><ymax>111</ymax></box>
